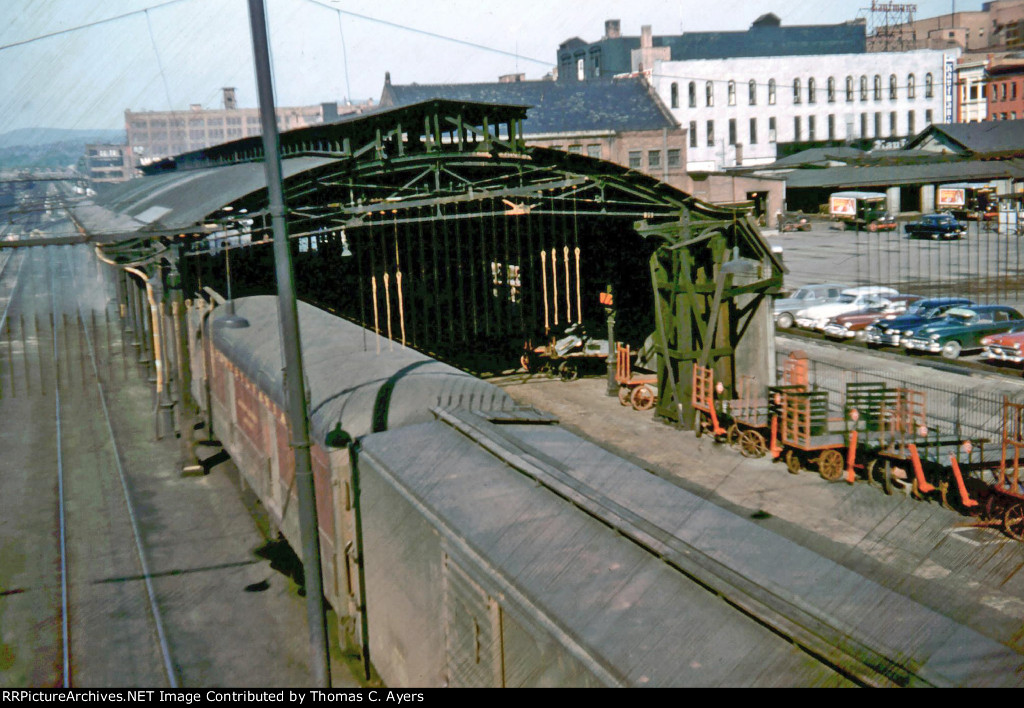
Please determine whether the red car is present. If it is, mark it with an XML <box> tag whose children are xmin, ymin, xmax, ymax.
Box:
<box><xmin>821</xmin><ymin>295</ymin><xmax>922</xmax><ymax>340</ymax></box>
<box><xmin>982</xmin><ymin>330</ymin><xmax>1024</xmax><ymax>365</ymax></box>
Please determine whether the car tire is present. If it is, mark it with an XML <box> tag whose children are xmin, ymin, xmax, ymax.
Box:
<box><xmin>777</xmin><ymin>312</ymin><xmax>794</xmax><ymax>329</ymax></box>
<box><xmin>941</xmin><ymin>341</ymin><xmax>962</xmax><ymax>359</ymax></box>
<box><xmin>931</xmin><ymin>232</ymin><xmax>939</xmax><ymax>241</ymax></box>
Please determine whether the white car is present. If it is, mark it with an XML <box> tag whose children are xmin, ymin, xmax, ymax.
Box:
<box><xmin>794</xmin><ymin>286</ymin><xmax>899</xmax><ymax>331</ymax></box>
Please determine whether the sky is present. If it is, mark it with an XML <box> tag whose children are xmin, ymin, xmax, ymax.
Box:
<box><xmin>0</xmin><ymin>0</ymin><xmax>986</xmax><ymax>135</ymax></box>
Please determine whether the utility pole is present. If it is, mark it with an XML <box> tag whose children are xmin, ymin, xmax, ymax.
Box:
<box><xmin>246</xmin><ymin>0</ymin><xmax>331</xmax><ymax>687</ymax></box>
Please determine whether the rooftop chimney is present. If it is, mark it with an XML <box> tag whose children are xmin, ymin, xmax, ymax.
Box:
<box><xmin>641</xmin><ymin>25</ymin><xmax>653</xmax><ymax>48</ymax></box>
<box><xmin>605</xmin><ymin>19</ymin><xmax>621</xmax><ymax>39</ymax></box>
<box><xmin>223</xmin><ymin>87</ymin><xmax>237</xmax><ymax>110</ymax></box>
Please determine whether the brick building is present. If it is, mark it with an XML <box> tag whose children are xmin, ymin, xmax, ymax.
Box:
<box><xmin>987</xmin><ymin>54</ymin><xmax>1024</xmax><ymax>120</ymax></box>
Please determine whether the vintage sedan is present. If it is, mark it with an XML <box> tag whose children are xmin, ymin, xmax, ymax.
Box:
<box><xmin>773</xmin><ymin>283</ymin><xmax>848</xmax><ymax>329</ymax></box>
<box><xmin>903</xmin><ymin>305</ymin><xmax>1024</xmax><ymax>359</ymax></box>
<box><xmin>904</xmin><ymin>213</ymin><xmax>966</xmax><ymax>240</ymax></box>
<box><xmin>794</xmin><ymin>286</ymin><xmax>899</xmax><ymax>331</ymax></box>
<box><xmin>822</xmin><ymin>295</ymin><xmax>922</xmax><ymax>340</ymax></box>
<box><xmin>863</xmin><ymin>297</ymin><xmax>975</xmax><ymax>347</ymax></box>
<box><xmin>981</xmin><ymin>330</ymin><xmax>1024</xmax><ymax>365</ymax></box>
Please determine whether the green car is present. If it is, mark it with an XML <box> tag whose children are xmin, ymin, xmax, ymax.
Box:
<box><xmin>903</xmin><ymin>305</ymin><xmax>1024</xmax><ymax>359</ymax></box>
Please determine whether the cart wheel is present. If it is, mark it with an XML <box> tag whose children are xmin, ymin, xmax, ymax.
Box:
<box><xmin>985</xmin><ymin>493</ymin><xmax>1002</xmax><ymax>522</ymax></box>
<box><xmin>740</xmin><ymin>430</ymin><xmax>768</xmax><ymax>459</ymax></box>
<box><xmin>631</xmin><ymin>384</ymin><xmax>656</xmax><ymax>411</ymax></box>
<box><xmin>785</xmin><ymin>449</ymin><xmax>801</xmax><ymax>474</ymax></box>
<box><xmin>726</xmin><ymin>423</ymin><xmax>741</xmax><ymax>448</ymax></box>
<box><xmin>618</xmin><ymin>386</ymin><xmax>632</xmax><ymax>406</ymax></box>
<box><xmin>937</xmin><ymin>480</ymin><xmax>953</xmax><ymax>510</ymax></box>
<box><xmin>880</xmin><ymin>461</ymin><xmax>895</xmax><ymax>496</ymax></box>
<box><xmin>1004</xmin><ymin>503</ymin><xmax>1024</xmax><ymax>541</ymax></box>
<box><xmin>864</xmin><ymin>458</ymin><xmax>877</xmax><ymax>486</ymax></box>
<box><xmin>558</xmin><ymin>360</ymin><xmax>579</xmax><ymax>382</ymax></box>
<box><xmin>817</xmin><ymin>449</ymin><xmax>844</xmax><ymax>482</ymax></box>
<box><xmin>520</xmin><ymin>352</ymin><xmax>535</xmax><ymax>373</ymax></box>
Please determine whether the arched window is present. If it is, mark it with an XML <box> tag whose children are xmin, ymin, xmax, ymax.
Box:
<box><xmin>889</xmin><ymin>74</ymin><xmax>898</xmax><ymax>100</ymax></box>
<box><xmin>688</xmin><ymin>81</ymin><xmax>696</xmax><ymax>108</ymax></box>
<box><xmin>671</xmin><ymin>82</ymin><xmax>679</xmax><ymax>109</ymax></box>
<box><xmin>793</xmin><ymin>78</ymin><xmax>802</xmax><ymax>104</ymax></box>
<box><xmin>808</xmin><ymin>77</ymin><xmax>816</xmax><ymax>104</ymax></box>
<box><xmin>873</xmin><ymin>75</ymin><xmax>882</xmax><ymax>101</ymax></box>
<box><xmin>828</xmin><ymin>77</ymin><xmax>836</xmax><ymax>103</ymax></box>
<box><xmin>706</xmin><ymin>81</ymin><xmax>714</xmax><ymax>107</ymax></box>
<box><xmin>925</xmin><ymin>73</ymin><xmax>934</xmax><ymax>98</ymax></box>
<box><xmin>860</xmin><ymin>75</ymin><xmax>868</xmax><ymax>101</ymax></box>
<box><xmin>749</xmin><ymin>79</ymin><xmax>757</xmax><ymax>105</ymax></box>
<box><xmin>728</xmin><ymin>80</ymin><xmax>736</xmax><ymax>106</ymax></box>
<box><xmin>846</xmin><ymin>76</ymin><xmax>854</xmax><ymax>102</ymax></box>
<box><xmin>768</xmin><ymin>79</ymin><xmax>776</xmax><ymax>105</ymax></box>
<box><xmin>907</xmin><ymin>73</ymin><xmax>916</xmax><ymax>99</ymax></box>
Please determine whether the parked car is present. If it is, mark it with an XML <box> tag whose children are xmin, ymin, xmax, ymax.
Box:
<box><xmin>866</xmin><ymin>214</ymin><xmax>899</xmax><ymax>232</ymax></box>
<box><xmin>904</xmin><ymin>213</ymin><xmax>966</xmax><ymax>240</ymax></box>
<box><xmin>773</xmin><ymin>283</ymin><xmax>848</xmax><ymax>329</ymax></box>
<box><xmin>863</xmin><ymin>297</ymin><xmax>975</xmax><ymax>348</ymax></box>
<box><xmin>821</xmin><ymin>295</ymin><xmax>922</xmax><ymax>340</ymax></box>
<box><xmin>794</xmin><ymin>286</ymin><xmax>899</xmax><ymax>331</ymax></box>
<box><xmin>903</xmin><ymin>305</ymin><xmax>1024</xmax><ymax>359</ymax></box>
<box><xmin>982</xmin><ymin>330</ymin><xmax>1024</xmax><ymax>366</ymax></box>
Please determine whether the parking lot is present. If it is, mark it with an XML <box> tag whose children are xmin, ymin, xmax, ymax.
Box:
<box><xmin>767</xmin><ymin>218</ymin><xmax>1024</xmax><ymax>313</ymax></box>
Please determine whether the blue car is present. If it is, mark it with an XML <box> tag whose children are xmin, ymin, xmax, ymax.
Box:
<box><xmin>863</xmin><ymin>297</ymin><xmax>974</xmax><ymax>348</ymax></box>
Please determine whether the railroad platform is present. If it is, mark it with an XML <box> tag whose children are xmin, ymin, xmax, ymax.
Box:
<box><xmin>0</xmin><ymin>244</ymin><xmax>362</xmax><ymax>688</ymax></box>
<box><xmin>496</xmin><ymin>370</ymin><xmax>1024</xmax><ymax>656</ymax></box>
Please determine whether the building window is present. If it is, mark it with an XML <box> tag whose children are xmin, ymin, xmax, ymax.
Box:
<box><xmin>808</xmin><ymin>77</ymin><xmax>816</xmax><ymax>104</ymax></box>
<box><xmin>827</xmin><ymin>77</ymin><xmax>836</xmax><ymax>103</ymax></box>
<box><xmin>706</xmin><ymin>82</ymin><xmax>714</xmax><ymax>107</ymax></box>
<box><xmin>769</xmin><ymin>117</ymin><xmax>777</xmax><ymax>142</ymax></box>
<box><xmin>861</xmin><ymin>113</ymin><xmax>868</xmax><ymax>137</ymax></box>
<box><xmin>793</xmin><ymin>78</ymin><xmax>802</xmax><ymax>104</ymax></box>
<box><xmin>749</xmin><ymin>79</ymin><xmax>757</xmax><ymax>105</ymax></box>
<box><xmin>925</xmin><ymin>73</ymin><xmax>934</xmax><ymax>98</ymax></box>
<box><xmin>568</xmin><ymin>144</ymin><xmax>582</xmax><ymax>154</ymax></box>
<box><xmin>890</xmin><ymin>111</ymin><xmax>897</xmax><ymax>136</ymax></box>
<box><xmin>846</xmin><ymin>76</ymin><xmax>854</xmax><ymax>102</ymax></box>
<box><xmin>689</xmin><ymin>81</ymin><xmax>697</xmax><ymax>108</ymax></box>
<box><xmin>707</xmin><ymin>120</ymin><xmax>715</xmax><ymax>146</ymax></box>
<box><xmin>768</xmin><ymin>79</ymin><xmax>776</xmax><ymax>105</ymax></box>
<box><xmin>874</xmin><ymin>112</ymin><xmax>882</xmax><ymax>137</ymax></box>
<box><xmin>628</xmin><ymin>151</ymin><xmax>641</xmax><ymax>168</ymax></box>
<box><xmin>592</xmin><ymin>52</ymin><xmax>601</xmax><ymax>77</ymax></box>
<box><xmin>889</xmin><ymin>74</ymin><xmax>898</xmax><ymax>100</ymax></box>
<box><xmin>750</xmin><ymin>118</ymin><xmax>758</xmax><ymax>144</ymax></box>
<box><xmin>728</xmin><ymin>80</ymin><xmax>736</xmax><ymax>106</ymax></box>
<box><xmin>860</xmin><ymin>75</ymin><xmax>868</xmax><ymax>101</ymax></box>
<box><xmin>689</xmin><ymin>121</ymin><xmax>697</xmax><ymax>148</ymax></box>
<box><xmin>828</xmin><ymin>114</ymin><xmax>835</xmax><ymax>139</ymax></box>
<box><xmin>648</xmin><ymin>150</ymin><xmax>661</xmax><ymax>168</ymax></box>
<box><xmin>926</xmin><ymin>108</ymin><xmax>934</xmax><ymax>124</ymax></box>
<box><xmin>808</xmin><ymin>115</ymin><xmax>816</xmax><ymax>140</ymax></box>
<box><xmin>577</xmin><ymin>57</ymin><xmax>585</xmax><ymax>81</ymax></box>
<box><xmin>1002</xmin><ymin>83</ymin><xmax>1008</xmax><ymax>101</ymax></box>
<box><xmin>671</xmin><ymin>82</ymin><xmax>679</xmax><ymax>109</ymax></box>
<box><xmin>667</xmin><ymin>149</ymin><xmax>681</xmax><ymax>167</ymax></box>
<box><xmin>587</xmin><ymin>144</ymin><xmax>601</xmax><ymax>159</ymax></box>
<box><xmin>908</xmin><ymin>111</ymin><xmax>916</xmax><ymax>134</ymax></box>
<box><xmin>729</xmin><ymin>118</ymin><xmax>737</xmax><ymax>145</ymax></box>
<box><xmin>908</xmin><ymin>73</ymin><xmax>916</xmax><ymax>99</ymax></box>
<box><xmin>874</xmin><ymin>75</ymin><xmax>882</xmax><ymax>101</ymax></box>
<box><xmin>794</xmin><ymin>116</ymin><xmax>801</xmax><ymax>141</ymax></box>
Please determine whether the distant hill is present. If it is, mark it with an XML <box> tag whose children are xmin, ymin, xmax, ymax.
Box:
<box><xmin>0</xmin><ymin>128</ymin><xmax>126</xmax><ymax>171</ymax></box>
<box><xmin>0</xmin><ymin>127</ymin><xmax>125</xmax><ymax>149</ymax></box>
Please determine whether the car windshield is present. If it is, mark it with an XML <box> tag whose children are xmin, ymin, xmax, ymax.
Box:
<box><xmin>836</xmin><ymin>295</ymin><xmax>856</xmax><ymax>304</ymax></box>
<box><xmin>792</xmin><ymin>288</ymin><xmax>811</xmax><ymax>299</ymax></box>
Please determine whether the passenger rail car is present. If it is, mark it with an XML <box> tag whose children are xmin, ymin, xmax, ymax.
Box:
<box><xmin>187</xmin><ymin>296</ymin><xmax>1024</xmax><ymax>687</ymax></box>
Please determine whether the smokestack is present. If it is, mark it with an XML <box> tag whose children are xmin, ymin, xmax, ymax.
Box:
<box><xmin>223</xmin><ymin>87</ymin><xmax>237</xmax><ymax>110</ymax></box>
<box><xmin>605</xmin><ymin>19</ymin><xmax>621</xmax><ymax>39</ymax></box>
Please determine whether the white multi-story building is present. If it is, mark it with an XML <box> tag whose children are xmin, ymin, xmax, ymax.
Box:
<box><xmin>957</xmin><ymin>56</ymin><xmax>990</xmax><ymax>122</ymax></box>
<box><xmin>644</xmin><ymin>49</ymin><xmax>959</xmax><ymax>171</ymax></box>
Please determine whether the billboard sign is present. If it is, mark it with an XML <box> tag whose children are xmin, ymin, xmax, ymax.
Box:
<box><xmin>830</xmin><ymin>196</ymin><xmax>857</xmax><ymax>216</ymax></box>
<box><xmin>944</xmin><ymin>54</ymin><xmax>956</xmax><ymax>124</ymax></box>
<box><xmin>937</xmin><ymin>188</ymin><xmax>966</xmax><ymax>208</ymax></box>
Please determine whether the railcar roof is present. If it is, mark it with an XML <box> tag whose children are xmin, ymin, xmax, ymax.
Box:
<box><xmin>359</xmin><ymin>413</ymin><xmax>1024</xmax><ymax>687</ymax></box>
<box><xmin>210</xmin><ymin>296</ymin><xmax>516</xmax><ymax>443</ymax></box>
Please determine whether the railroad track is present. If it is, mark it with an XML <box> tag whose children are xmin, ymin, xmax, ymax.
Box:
<box><xmin>0</xmin><ymin>244</ymin><xmax>177</xmax><ymax>686</ymax></box>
